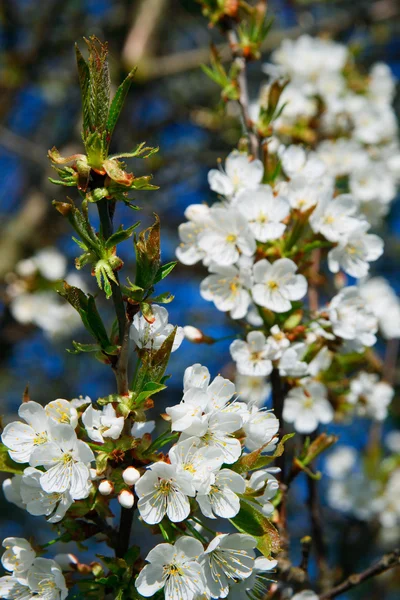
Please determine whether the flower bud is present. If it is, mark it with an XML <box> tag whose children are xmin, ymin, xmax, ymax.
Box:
<box><xmin>122</xmin><ymin>466</ymin><xmax>141</xmax><ymax>486</ymax></box>
<box><xmin>118</xmin><ymin>490</ymin><xmax>134</xmax><ymax>509</ymax></box>
<box><xmin>53</xmin><ymin>553</ymin><xmax>79</xmax><ymax>572</ymax></box>
<box><xmin>183</xmin><ymin>326</ymin><xmax>203</xmax><ymax>342</ymax></box>
<box><xmin>183</xmin><ymin>325</ymin><xmax>214</xmax><ymax>344</ymax></box>
<box><xmin>98</xmin><ymin>480</ymin><xmax>113</xmax><ymax>496</ymax></box>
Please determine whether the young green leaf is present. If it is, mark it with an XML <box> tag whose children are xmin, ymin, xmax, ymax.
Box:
<box><xmin>107</xmin><ymin>68</ymin><xmax>137</xmax><ymax>137</ymax></box>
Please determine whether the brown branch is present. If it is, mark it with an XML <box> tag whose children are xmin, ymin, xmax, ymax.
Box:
<box><xmin>319</xmin><ymin>549</ymin><xmax>400</xmax><ymax>599</ymax></box>
<box><xmin>226</xmin><ymin>28</ymin><xmax>259</xmax><ymax>158</ymax></box>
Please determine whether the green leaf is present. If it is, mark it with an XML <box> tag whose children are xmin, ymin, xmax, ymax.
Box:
<box><xmin>107</xmin><ymin>68</ymin><xmax>137</xmax><ymax>137</ymax></box>
<box><xmin>85</xmin><ymin>36</ymin><xmax>110</xmax><ymax>134</ymax></box>
<box><xmin>136</xmin><ymin>327</ymin><xmax>178</xmax><ymax>389</ymax></box>
<box><xmin>251</xmin><ymin>433</ymin><xmax>295</xmax><ymax>471</ymax></box>
<box><xmin>58</xmin><ymin>283</ymin><xmax>111</xmax><ymax>350</ymax></box>
<box><xmin>134</xmin><ymin>382</ymin><xmax>167</xmax><ymax>407</ymax></box>
<box><xmin>0</xmin><ymin>444</ymin><xmax>26</xmax><ymax>474</ymax></box>
<box><xmin>154</xmin><ymin>261</ymin><xmax>177</xmax><ymax>283</ymax></box>
<box><xmin>75</xmin><ymin>43</ymin><xmax>92</xmax><ymax>136</ymax></box>
<box><xmin>230</xmin><ymin>500</ymin><xmax>280</xmax><ymax>556</ymax></box>
<box><xmin>105</xmin><ymin>223</ymin><xmax>140</xmax><ymax>249</ymax></box>
<box><xmin>232</xmin><ymin>433</ymin><xmax>295</xmax><ymax>474</ymax></box>
<box><xmin>134</xmin><ymin>216</ymin><xmax>161</xmax><ymax>290</ymax></box>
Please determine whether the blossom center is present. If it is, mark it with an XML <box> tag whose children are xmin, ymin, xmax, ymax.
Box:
<box><xmin>267</xmin><ymin>280</ymin><xmax>279</xmax><ymax>291</ymax></box>
<box><xmin>33</xmin><ymin>432</ymin><xmax>48</xmax><ymax>445</ymax></box>
<box><xmin>164</xmin><ymin>563</ymin><xmax>184</xmax><ymax>578</ymax></box>
<box><xmin>226</xmin><ymin>234</ymin><xmax>237</xmax><ymax>243</ymax></box>
<box><xmin>62</xmin><ymin>452</ymin><xmax>73</xmax><ymax>464</ymax></box>
<box><xmin>157</xmin><ymin>479</ymin><xmax>172</xmax><ymax>495</ymax></box>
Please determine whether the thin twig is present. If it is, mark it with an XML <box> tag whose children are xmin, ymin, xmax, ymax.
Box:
<box><xmin>319</xmin><ymin>549</ymin><xmax>400</xmax><ymax>599</ymax></box>
<box><xmin>226</xmin><ymin>28</ymin><xmax>259</xmax><ymax>158</ymax></box>
<box><xmin>307</xmin><ymin>472</ymin><xmax>330</xmax><ymax>589</ymax></box>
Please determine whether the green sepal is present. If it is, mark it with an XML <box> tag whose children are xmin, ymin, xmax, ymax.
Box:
<box><xmin>149</xmin><ymin>292</ymin><xmax>174</xmax><ymax>304</ymax></box>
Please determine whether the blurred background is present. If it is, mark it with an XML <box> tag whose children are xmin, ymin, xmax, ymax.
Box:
<box><xmin>0</xmin><ymin>0</ymin><xmax>399</xmax><ymax>598</ymax></box>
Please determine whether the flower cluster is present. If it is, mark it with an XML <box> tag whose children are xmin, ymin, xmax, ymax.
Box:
<box><xmin>1</xmin><ymin>399</ymin><xmax>95</xmax><ymax>521</ymax></box>
<box><xmin>264</xmin><ymin>35</ymin><xmax>400</xmax><ymax>226</ymax></box>
<box><xmin>325</xmin><ymin>443</ymin><xmax>400</xmax><ymax>545</ymax></box>
<box><xmin>177</xmin><ymin>34</ymin><xmax>399</xmax><ymax>437</ymax></box>
<box><xmin>7</xmin><ymin>247</ymin><xmax>83</xmax><ymax>338</ymax></box>
<box><xmin>0</xmin><ymin>538</ymin><xmax>67</xmax><ymax>600</ymax></box>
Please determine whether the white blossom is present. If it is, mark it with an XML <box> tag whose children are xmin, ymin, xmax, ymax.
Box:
<box><xmin>358</xmin><ymin>277</ymin><xmax>400</xmax><ymax>339</ymax></box>
<box><xmin>2</xmin><ymin>477</ymin><xmax>24</xmax><ymax>509</ymax></box>
<box><xmin>230</xmin><ymin>331</ymin><xmax>274</xmax><ymax>377</ymax></box>
<box><xmin>200</xmin><ymin>263</ymin><xmax>252</xmax><ymax>319</ymax></box>
<box><xmin>1</xmin><ymin>538</ymin><xmax>35</xmax><ymax>576</ymax></box>
<box><xmin>29</xmin><ymin>423</ymin><xmax>94</xmax><ymax>500</ymax></box>
<box><xmin>1</xmin><ymin>401</ymin><xmax>51</xmax><ymax>464</ymax></box>
<box><xmin>131</xmin><ymin>420</ymin><xmax>155</xmax><ymax>437</ymax></box>
<box><xmin>243</xmin><ymin>406</ymin><xmax>279</xmax><ymax>452</ymax></box>
<box><xmin>32</xmin><ymin>248</ymin><xmax>67</xmax><ymax>281</ymax></box>
<box><xmin>310</xmin><ymin>194</ymin><xmax>362</xmax><ymax>242</ymax></box>
<box><xmin>327</xmin><ymin>224</ymin><xmax>383</xmax><ymax>278</ymax></box>
<box><xmin>252</xmin><ymin>258</ymin><xmax>307</xmax><ymax>313</ymax></box>
<box><xmin>135</xmin><ymin>462</ymin><xmax>196</xmax><ymax>524</ymax></box>
<box><xmin>272</xmin><ymin>35</ymin><xmax>348</xmax><ymax>87</ymax></box>
<box><xmin>82</xmin><ymin>404</ymin><xmax>124</xmax><ymax>443</ymax></box>
<box><xmin>283</xmin><ymin>381</ymin><xmax>333</xmax><ymax>433</ymax></box>
<box><xmin>130</xmin><ymin>304</ymin><xmax>184</xmax><ymax>352</ymax></box>
<box><xmin>278</xmin><ymin>343</ymin><xmax>308</xmax><ymax>377</ymax></box>
<box><xmin>20</xmin><ymin>467</ymin><xmax>73</xmax><ymax>523</ymax></box>
<box><xmin>234</xmin><ymin>185</ymin><xmax>289</xmax><ymax>242</ymax></box>
<box><xmin>26</xmin><ymin>558</ymin><xmax>68</xmax><ymax>600</ymax></box>
<box><xmin>328</xmin><ymin>287</ymin><xmax>378</xmax><ymax>351</ymax></box>
<box><xmin>232</xmin><ymin>556</ymin><xmax>277</xmax><ymax>599</ymax></box>
<box><xmin>324</xmin><ymin>446</ymin><xmax>357</xmax><ymax>479</ymax></box>
<box><xmin>292</xmin><ymin>592</ymin><xmax>319</xmax><ymax>600</ymax></box>
<box><xmin>208</xmin><ymin>150</ymin><xmax>263</xmax><ymax>198</ymax></box>
<box><xmin>196</xmin><ymin>469</ymin><xmax>246</xmax><ymax>519</ymax></box>
<box><xmin>169</xmin><ymin>437</ymin><xmax>224</xmax><ymax>494</ymax></box>
<box><xmin>235</xmin><ymin>374</ymin><xmax>271</xmax><ymax>407</ymax></box>
<box><xmin>278</xmin><ymin>145</ymin><xmax>326</xmax><ymax>180</ymax></box>
<box><xmin>135</xmin><ymin>537</ymin><xmax>205</xmax><ymax>600</ymax></box>
<box><xmin>347</xmin><ymin>372</ymin><xmax>394</xmax><ymax>421</ymax></box>
<box><xmin>266</xmin><ymin>325</ymin><xmax>290</xmax><ymax>359</ymax></box>
<box><xmin>45</xmin><ymin>399</ymin><xmax>78</xmax><ymax>428</ymax></box>
<box><xmin>198</xmin><ymin>207</ymin><xmax>256</xmax><ymax>266</ymax></box>
<box><xmin>176</xmin><ymin>204</ymin><xmax>212</xmax><ymax>265</ymax></box>
<box><xmin>200</xmin><ymin>534</ymin><xmax>256</xmax><ymax>598</ymax></box>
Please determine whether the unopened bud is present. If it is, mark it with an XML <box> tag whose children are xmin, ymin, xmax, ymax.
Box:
<box><xmin>183</xmin><ymin>325</ymin><xmax>214</xmax><ymax>344</ymax></box>
<box><xmin>183</xmin><ymin>326</ymin><xmax>203</xmax><ymax>342</ymax></box>
<box><xmin>122</xmin><ymin>467</ymin><xmax>141</xmax><ymax>486</ymax></box>
<box><xmin>98</xmin><ymin>480</ymin><xmax>113</xmax><ymax>496</ymax></box>
<box><xmin>53</xmin><ymin>553</ymin><xmax>79</xmax><ymax>571</ymax></box>
<box><xmin>118</xmin><ymin>490</ymin><xmax>134</xmax><ymax>509</ymax></box>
